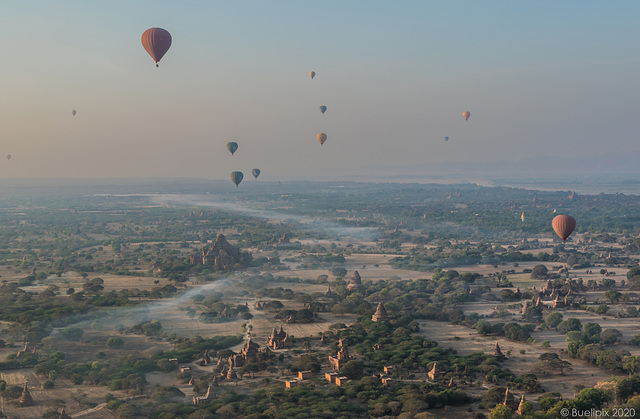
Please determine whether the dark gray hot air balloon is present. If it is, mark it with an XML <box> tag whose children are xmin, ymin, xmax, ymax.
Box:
<box><xmin>230</xmin><ymin>171</ymin><xmax>243</xmax><ymax>187</ymax></box>
<box><xmin>227</xmin><ymin>142</ymin><xmax>238</xmax><ymax>155</ymax></box>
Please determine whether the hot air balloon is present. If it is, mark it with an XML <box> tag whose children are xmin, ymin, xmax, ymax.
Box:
<box><xmin>230</xmin><ymin>171</ymin><xmax>243</xmax><ymax>187</ymax></box>
<box><xmin>444</xmin><ymin>136</ymin><xmax>449</xmax><ymax>142</ymax></box>
<box><xmin>71</xmin><ymin>110</ymin><xmax>77</xmax><ymax>116</ymax></box>
<box><xmin>141</xmin><ymin>28</ymin><xmax>172</xmax><ymax>67</ymax></box>
<box><xmin>6</xmin><ymin>154</ymin><xmax>11</xmax><ymax>161</ymax></box>
<box><xmin>251</xmin><ymin>169</ymin><xmax>261</xmax><ymax>179</ymax></box>
<box><xmin>309</xmin><ymin>71</ymin><xmax>316</xmax><ymax>79</ymax></box>
<box><xmin>227</xmin><ymin>142</ymin><xmax>238</xmax><ymax>155</ymax></box>
<box><xmin>319</xmin><ymin>106</ymin><xmax>327</xmax><ymax>114</ymax></box>
<box><xmin>521</xmin><ymin>212</ymin><xmax>525</xmax><ymax>222</ymax></box>
<box><xmin>463</xmin><ymin>111</ymin><xmax>471</xmax><ymax>121</ymax></box>
<box><xmin>317</xmin><ymin>133</ymin><xmax>327</xmax><ymax>145</ymax></box>
<box><xmin>552</xmin><ymin>214</ymin><xmax>576</xmax><ymax>242</ymax></box>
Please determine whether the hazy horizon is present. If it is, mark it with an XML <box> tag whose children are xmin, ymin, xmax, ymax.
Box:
<box><xmin>0</xmin><ymin>1</ymin><xmax>638</xmax><ymax>181</ymax></box>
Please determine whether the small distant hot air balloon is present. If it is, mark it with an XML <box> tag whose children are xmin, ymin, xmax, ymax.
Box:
<box><xmin>230</xmin><ymin>171</ymin><xmax>243</xmax><ymax>187</ymax></box>
<box><xmin>227</xmin><ymin>142</ymin><xmax>238</xmax><ymax>155</ymax></box>
<box><xmin>6</xmin><ymin>154</ymin><xmax>11</xmax><ymax>160</ymax></box>
<box><xmin>521</xmin><ymin>211</ymin><xmax>525</xmax><ymax>222</ymax></box>
<box><xmin>444</xmin><ymin>136</ymin><xmax>449</xmax><ymax>142</ymax></box>
<box><xmin>141</xmin><ymin>28</ymin><xmax>172</xmax><ymax>67</ymax></box>
<box><xmin>319</xmin><ymin>106</ymin><xmax>327</xmax><ymax>114</ymax></box>
<box><xmin>251</xmin><ymin>169</ymin><xmax>261</xmax><ymax>179</ymax></box>
<box><xmin>552</xmin><ymin>214</ymin><xmax>576</xmax><ymax>242</ymax></box>
<box><xmin>463</xmin><ymin>111</ymin><xmax>471</xmax><ymax>121</ymax></box>
<box><xmin>309</xmin><ymin>71</ymin><xmax>316</xmax><ymax>79</ymax></box>
<box><xmin>71</xmin><ymin>110</ymin><xmax>77</xmax><ymax>116</ymax></box>
<box><xmin>317</xmin><ymin>133</ymin><xmax>327</xmax><ymax>145</ymax></box>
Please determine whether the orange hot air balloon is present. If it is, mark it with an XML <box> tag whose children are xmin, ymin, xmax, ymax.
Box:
<box><xmin>552</xmin><ymin>215</ymin><xmax>576</xmax><ymax>242</ymax></box>
<box><xmin>317</xmin><ymin>133</ymin><xmax>327</xmax><ymax>145</ymax></box>
<box><xmin>309</xmin><ymin>71</ymin><xmax>316</xmax><ymax>79</ymax></box>
<box><xmin>463</xmin><ymin>111</ymin><xmax>471</xmax><ymax>121</ymax></box>
<box><xmin>141</xmin><ymin>28</ymin><xmax>172</xmax><ymax>67</ymax></box>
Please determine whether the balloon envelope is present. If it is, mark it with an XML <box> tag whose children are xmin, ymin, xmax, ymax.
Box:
<box><xmin>309</xmin><ymin>71</ymin><xmax>316</xmax><ymax>79</ymax></box>
<box><xmin>230</xmin><ymin>171</ymin><xmax>243</xmax><ymax>187</ymax></box>
<box><xmin>71</xmin><ymin>110</ymin><xmax>77</xmax><ymax>116</ymax></box>
<box><xmin>317</xmin><ymin>133</ymin><xmax>327</xmax><ymax>145</ymax></box>
<box><xmin>552</xmin><ymin>215</ymin><xmax>576</xmax><ymax>242</ymax></box>
<box><xmin>444</xmin><ymin>136</ymin><xmax>449</xmax><ymax>141</ymax></box>
<box><xmin>319</xmin><ymin>106</ymin><xmax>327</xmax><ymax>114</ymax></box>
<box><xmin>251</xmin><ymin>169</ymin><xmax>261</xmax><ymax>179</ymax></box>
<box><xmin>6</xmin><ymin>154</ymin><xmax>10</xmax><ymax>160</ymax></box>
<box><xmin>463</xmin><ymin>111</ymin><xmax>471</xmax><ymax>121</ymax></box>
<box><xmin>227</xmin><ymin>142</ymin><xmax>238</xmax><ymax>155</ymax></box>
<box><xmin>141</xmin><ymin>28</ymin><xmax>172</xmax><ymax>66</ymax></box>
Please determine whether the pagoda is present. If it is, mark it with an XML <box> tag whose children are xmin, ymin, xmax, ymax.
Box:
<box><xmin>19</xmin><ymin>383</ymin><xmax>33</xmax><ymax>406</ymax></box>
<box><xmin>493</xmin><ymin>341</ymin><xmax>506</xmax><ymax>361</ymax></box>
<box><xmin>371</xmin><ymin>302</ymin><xmax>389</xmax><ymax>322</ymax></box>
<box><xmin>347</xmin><ymin>271</ymin><xmax>364</xmax><ymax>292</ymax></box>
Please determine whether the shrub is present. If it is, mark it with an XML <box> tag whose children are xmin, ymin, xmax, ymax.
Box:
<box><xmin>106</xmin><ymin>337</ymin><xmax>124</xmax><ymax>349</ymax></box>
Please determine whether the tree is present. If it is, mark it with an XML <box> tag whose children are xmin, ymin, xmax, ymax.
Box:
<box><xmin>627</xmin><ymin>267</ymin><xmax>640</xmax><ymax>280</ymax></box>
<box><xmin>623</xmin><ymin>355</ymin><xmax>640</xmax><ymax>377</ymax></box>
<box><xmin>331</xmin><ymin>303</ymin><xmax>349</xmax><ymax>317</ymax></box>
<box><xmin>544</xmin><ymin>312</ymin><xmax>563</xmax><ymax>329</ymax></box>
<box><xmin>523</xmin><ymin>306</ymin><xmax>543</xmax><ymax>322</ymax></box>
<box><xmin>583</xmin><ymin>323</ymin><xmax>602</xmax><ymax>342</ymax></box>
<box><xmin>339</xmin><ymin>360</ymin><xmax>364</xmax><ymax>380</ymax></box>
<box><xmin>157</xmin><ymin>359</ymin><xmax>177</xmax><ymax>372</ymax></box>
<box><xmin>476</xmin><ymin>320</ymin><xmax>492</xmax><ymax>335</ymax></box>
<box><xmin>290</xmin><ymin>355</ymin><xmax>321</xmax><ymax>373</ymax></box>
<box><xmin>531</xmin><ymin>265</ymin><xmax>548</xmax><ymax>279</ymax></box>
<box><xmin>600</xmin><ymin>329</ymin><xmax>622</xmax><ymax>345</ymax></box>
<box><xmin>604</xmin><ymin>290</ymin><xmax>621</xmax><ymax>303</ymax></box>
<box><xmin>83</xmin><ymin>278</ymin><xmax>104</xmax><ymax>295</ymax></box>
<box><xmin>488</xmin><ymin>404</ymin><xmax>513</xmax><ymax>419</ymax></box>
<box><xmin>61</xmin><ymin>327</ymin><xmax>84</xmax><ymax>341</ymax></box>
<box><xmin>532</xmin><ymin>353</ymin><xmax>573</xmax><ymax>376</ymax></box>
<box><xmin>106</xmin><ymin>337</ymin><xmax>124</xmax><ymax>349</ymax></box>
<box><xmin>557</xmin><ymin>318</ymin><xmax>582</xmax><ymax>334</ymax></box>
<box><xmin>480</xmin><ymin>387</ymin><xmax>507</xmax><ymax>410</ymax></box>
<box><xmin>115</xmin><ymin>403</ymin><xmax>136</xmax><ymax>419</ymax></box>
<box><xmin>575</xmin><ymin>388</ymin><xmax>608</xmax><ymax>410</ymax></box>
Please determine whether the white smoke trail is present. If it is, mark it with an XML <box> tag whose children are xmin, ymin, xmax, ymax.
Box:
<box><xmin>148</xmin><ymin>193</ymin><xmax>380</xmax><ymax>240</ymax></box>
<box><xmin>66</xmin><ymin>276</ymin><xmax>236</xmax><ymax>331</ymax></box>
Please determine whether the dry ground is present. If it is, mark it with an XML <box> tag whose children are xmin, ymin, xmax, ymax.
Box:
<box><xmin>418</xmin><ymin>320</ymin><xmax>624</xmax><ymax>402</ymax></box>
<box><xmin>1</xmin><ymin>236</ymin><xmax>637</xmax><ymax>416</ymax></box>
<box><xmin>0</xmin><ymin>369</ymin><xmax>128</xmax><ymax>419</ymax></box>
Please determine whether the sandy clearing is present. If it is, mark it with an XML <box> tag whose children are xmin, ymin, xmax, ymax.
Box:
<box><xmin>418</xmin><ymin>320</ymin><xmax>624</xmax><ymax>400</ymax></box>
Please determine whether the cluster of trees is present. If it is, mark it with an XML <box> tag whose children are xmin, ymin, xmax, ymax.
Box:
<box><xmin>475</xmin><ymin>321</ymin><xmax>535</xmax><ymax>342</ymax></box>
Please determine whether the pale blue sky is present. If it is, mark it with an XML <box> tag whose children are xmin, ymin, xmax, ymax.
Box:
<box><xmin>0</xmin><ymin>1</ymin><xmax>638</xmax><ymax>180</ymax></box>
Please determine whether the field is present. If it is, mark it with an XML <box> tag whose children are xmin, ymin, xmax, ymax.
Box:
<box><xmin>0</xmin><ymin>182</ymin><xmax>639</xmax><ymax>417</ymax></box>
